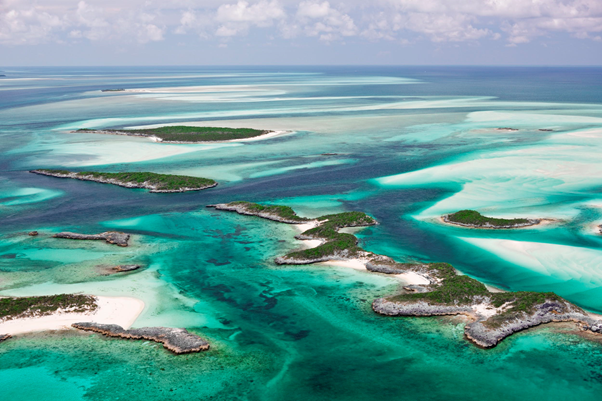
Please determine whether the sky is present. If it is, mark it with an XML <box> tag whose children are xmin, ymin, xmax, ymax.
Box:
<box><xmin>1</xmin><ymin>0</ymin><xmax>602</xmax><ymax>66</ymax></box>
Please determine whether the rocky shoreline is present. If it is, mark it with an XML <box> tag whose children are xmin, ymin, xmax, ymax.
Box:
<box><xmin>373</xmin><ymin>297</ymin><xmax>602</xmax><ymax>348</ymax></box>
<box><xmin>31</xmin><ymin>170</ymin><xmax>218</xmax><ymax>193</ymax></box>
<box><xmin>53</xmin><ymin>231</ymin><xmax>131</xmax><ymax>247</ymax></box>
<box><xmin>0</xmin><ymin>334</ymin><xmax>11</xmax><ymax>343</ymax></box>
<box><xmin>72</xmin><ymin>322</ymin><xmax>210</xmax><ymax>354</ymax></box>
<box><xmin>442</xmin><ymin>214</ymin><xmax>541</xmax><ymax>229</ymax></box>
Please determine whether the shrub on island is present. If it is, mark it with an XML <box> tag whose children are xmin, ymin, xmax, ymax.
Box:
<box><xmin>0</xmin><ymin>294</ymin><xmax>97</xmax><ymax>320</ymax></box>
<box><xmin>76</xmin><ymin>126</ymin><xmax>270</xmax><ymax>142</ymax></box>
<box><xmin>444</xmin><ymin>210</ymin><xmax>537</xmax><ymax>228</ymax></box>
<box><xmin>31</xmin><ymin>170</ymin><xmax>217</xmax><ymax>193</ymax></box>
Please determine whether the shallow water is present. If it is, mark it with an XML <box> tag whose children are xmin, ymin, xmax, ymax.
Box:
<box><xmin>2</xmin><ymin>66</ymin><xmax>602</xmax><ymax>400</ymax></box>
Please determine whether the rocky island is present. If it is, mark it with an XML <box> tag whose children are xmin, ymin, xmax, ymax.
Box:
<box><xmin>53</xmin><ymin>231</ymin><xmax>131</xmax><ymax>247</ymax></box>
<box><xmin>112</xmin><ymin>264</ymin><xmax>141</xmax><ymax>272</ymax></box>
<box><xmin>75</xmin><ymin>126</ymin><xmax>273</xmax><ymax>143</ymax></box>
<box><xmin>31</xmin><ymin>170</ymin><xmax>217</xmax><ymax>193</ymax></box>
<box><xmin>442</xmin><ymin>210</ymin><xmax>541</xmax><ymax>229</ymax></box>
<box><xmin>371</xmin><ymin>262</ymin><xmax>602</xmax><ymax>348</ymax></box>
<box><xmin>72</xmin><ymin>323</ymin><xmax>210</xmax><ymax>354</ymax></box>
<box><xmin>211</xmin><ymin>201</ymin><xmax>602</xmax><ymax>348</ymax></box>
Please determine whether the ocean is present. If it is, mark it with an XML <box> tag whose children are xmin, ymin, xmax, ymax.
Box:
<box><xmin>1</xmin><ymin>66</ymin><xmax>602</xmax><ymax>400</ymax></box>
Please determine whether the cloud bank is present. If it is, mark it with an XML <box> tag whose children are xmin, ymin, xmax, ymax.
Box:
<box><xmin>1</xmin><ymin>0</ymin><xmax>601</xmax><ymax>46</ymax></box>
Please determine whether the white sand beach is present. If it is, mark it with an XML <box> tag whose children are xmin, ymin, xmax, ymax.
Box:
<box><xmin>0</xmin><ymin>296</ymin><xmax>144</xmax><ymax>336</ymax></box>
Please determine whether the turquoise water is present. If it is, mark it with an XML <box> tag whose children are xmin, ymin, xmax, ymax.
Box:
<box><xmin>2</xmin><ymin>66</ymin><xmax>602</xmax><ymax>399</ymax></box>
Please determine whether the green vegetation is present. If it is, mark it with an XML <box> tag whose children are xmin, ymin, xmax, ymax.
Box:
<box><xmin>389</xmin><ymin>263</ymin><xmax>489</xmax><ymax>305</ymax></box>
<box><xmin>285</xmin><ymin>233</ymin><xmax>363</xmax><ymax>261</ymax></box>
<box><xmin>283</xmin><ymin>211</ymin><xmax>376</xmax><ymax>260</ymax></box>
<box><xmin>77</xmin><ymin>126</ymin><xmax>269</xmax><ymax>142</ymax></box>
<box><xmin>0</xmin><ymin>294</ymin><xmax>97</xmax><ymax>320</ymax></box>
<box><xmin>387</xmin><ymin>262</ymin><xmax>566</xmax><ymax>324</ymax></box>
<box><xmin>217</xmin><ymin>202</ymin><xmax>377</xmax><ymax>261</ymax></box>
<box><xmin>446</xmin><ymin>210</ymin><xmax>532</xmax><ymax>227</ymax></box>
<box><xmin>36</xmin><ymin>170</ymin><xmax>216</xmax><ymax>191</ymax></box>
<box><xmin>230</xmin><ymin>201</ymin><xmax>309</xmax><ymax>222</ymax></box>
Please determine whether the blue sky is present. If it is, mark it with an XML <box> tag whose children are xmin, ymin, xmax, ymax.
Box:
<box><xmin>1</xmin><ymin>0</ymin><xmax>602</xmax><ymax>65</ymax></box>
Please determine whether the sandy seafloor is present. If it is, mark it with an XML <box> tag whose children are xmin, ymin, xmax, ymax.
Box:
<box><xmin>2</xmin><ymin>66</ymin><xmax>602</xmax><ymax>400</ymax></box>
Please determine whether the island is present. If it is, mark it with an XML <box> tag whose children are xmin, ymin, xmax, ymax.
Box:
<box><xmin>209</xmin><ymin>201</ymin><xmax>310</xmax><ymax>224</ymax></box>
<box><xmin>0</xmin><ymin>294</ymin><xmax>98</xmax><ymax>344</ymax></box>
<box><xmin>74</xmin><ymin>126</ymin><xmax>275</xmax><ymax>143</ymax></box>
<box><xmin>442</xmin><ymin>210</ymin><xmax>541</xmax><ymax>229</ymax></box>
<box><xmin>101</xmin><ymin>89</ymin><xmax>125</xmax><ymax>92</ymax></box>
<box><xmin>72</xmin><ymin>323</ymin><xmax>210</xmax><ymax>354</ymax></box>
<box><xmin>53</xmin><ymin>231</ymin><xmax>131</xmax><ymax>247</ymax></box>
<box><xmin>209</xmin><ymin>202</ymin><xmax>377</xmax><ymax>264</ymax></box>
<box><xmin>31</xmin><ymin>170</ymin><xmax>217</xmax><ymax>193</ymax></box>
<box><xmin>0</xmin><ymin>294</ymin><xmax>209</xmax><ymax>354</ymax></box>
<box><xmin>210</xmin><ymin>201</ymin><xmax>602</xmax><ymax>348</ymax></box>
<box><xmin>371</xmin><ymin>262</ymin><xmax>602</xmax><ymax>348</ymax></box>
<box><xmin>1</xmin><ymin>294</ymin><xmax>97</xmax><ymax>321</ymax></box>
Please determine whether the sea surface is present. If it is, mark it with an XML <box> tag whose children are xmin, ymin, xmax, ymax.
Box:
<box><xmin>2</xmin><ymin>66</ymin><xmax>602</xmax><ymax>400</ymax></box>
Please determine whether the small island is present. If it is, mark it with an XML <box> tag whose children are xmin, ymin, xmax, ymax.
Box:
<box><xmin>101</xmin><ymin>89</ymin><xmax>125</xmax><ymax>92</ymax></box>
<box><xmin>31</xmin><ymin>170</ymin><xmax>217</xmax><ymax>193</ymax></box>
<box><xmin>75</xmin><ymin>126</ymin><xmax>275</xmax><ymax>143</ymax></box>
<box><xmin>210</xmin><ymin>201</ymin><xmax>602</xmax><ymax>348</ymax></box>
<box><xmin>209</xmin><ymin>201</ymin><xmax>310</xmax><ymax>224</ymax></box>
<box><xmin>442</xmin><ymin>210</ymin><xmax>541</xmax><ymax>229</ymax></box>
<box><xmin>112</xmin><ymin>264</ymin><xmax>141</xmax><ymax>272</ymax></box>
<box><xmin>53</xmin><ymin>231</ymin><xmax>131</xmax><ymax>247</ymax></box>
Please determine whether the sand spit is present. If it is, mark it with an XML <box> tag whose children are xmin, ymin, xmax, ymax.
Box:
<box><xmin>0</xmin><ymin>296</ymin><xmax>144</xmax><ymax>336</ymax></box>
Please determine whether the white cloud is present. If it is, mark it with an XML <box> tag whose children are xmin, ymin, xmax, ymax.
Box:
<box><xmin>293</xmin><ymin>1</ymin><xmax>358</xmax><ymax>41</ymax></box>
<box><xmin>377</xmin><ymin>0</ymin><xmax>602</xmax><ymax>43</ymax></box>
<box><xmin>216</xmin><ymin>0</ymin><xmax>285</xmax><ymax>25</ymax></box>
<box><xmin>0</xmin><ymin>0</ymin><xmax>165</xmax><ymax>45</ymax></box>
<box><xmin>214</xmin><ymin>0</ymin><xmax>285</xmax><ymax>37</ymax></box>
<box><xmin>1</xmin><ymin>0</ymin><xmax>602</xmax><ymax>46</ymax></box>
